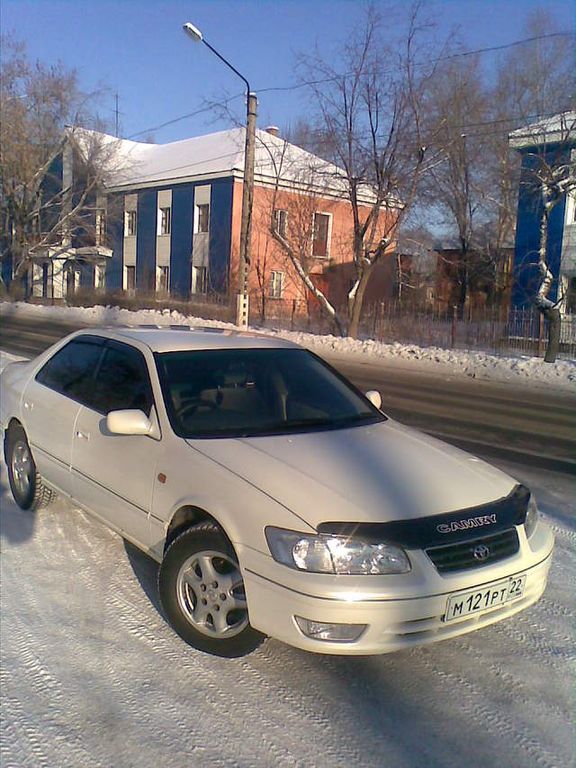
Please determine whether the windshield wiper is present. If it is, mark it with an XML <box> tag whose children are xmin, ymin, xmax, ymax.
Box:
<box><xmin>263</xmin><ymin>417</ymin><xmax>334</xmax><ymax>433</ymax></box>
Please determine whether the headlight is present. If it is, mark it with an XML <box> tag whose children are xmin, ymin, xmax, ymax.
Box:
<box><xmin>265</xmin><ymin>527</ymin><xmax>411</xmax><ymax>574</ymax></box>
<box><xmin>524</xmin><ymin>496</ymin><xmax>539</xmax><ymax>538</ymax></box>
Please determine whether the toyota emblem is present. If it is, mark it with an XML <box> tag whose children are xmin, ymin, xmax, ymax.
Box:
<box><xmin>473</xmin><ymin>544</ymin><xmax>490</xmax><ymax>562</ymax></box>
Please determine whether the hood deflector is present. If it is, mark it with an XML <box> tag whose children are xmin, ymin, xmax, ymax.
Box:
<box><xmin>317</xmin><ymin>485</ymin><xmax>530</xmax><ymax>549</ymax></box>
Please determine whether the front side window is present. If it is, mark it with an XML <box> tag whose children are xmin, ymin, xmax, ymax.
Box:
<box><xmin>156</xmin><ymin>348</ymin><xmax>384</xmax><ymax>439</ymax></box>
<box><xmin>125</xmin><ymin>210</ymin><xmax>137</xmax><ymax>237</ymax></box>
<box><xmin>312</xmin><ymin>212</ymin><xmax>331</xmax><ymax>258</ymax></box>
<box><xmin>36</xmin><ymin>337</ymin><xmax>104</xmax><ymax>404</ymax></box>
<box><xmin>92</xmin><ymin>344</ymin><xmax>154</xmax><ymax>416</ymax></box>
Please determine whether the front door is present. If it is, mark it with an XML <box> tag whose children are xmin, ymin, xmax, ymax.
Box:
<box><xmin>71</xmin><ymin>341</ymin><xmax>162</xmax><ymax>548</ymax></box>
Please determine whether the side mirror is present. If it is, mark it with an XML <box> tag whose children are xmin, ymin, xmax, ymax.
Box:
<box><xmin>365</xmin><ymin>390</ymin><xmax>382</xmax><ymax>409</ymax></box>
<box><xmin>107</xmin><ymin>409</ymin><xmax>152</xmax><ymax>436</ymax></box>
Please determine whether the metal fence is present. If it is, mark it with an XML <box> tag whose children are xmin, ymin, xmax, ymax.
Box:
<box><xmin>23</xmin><ymin>289</ymin><xmax>576</xmax><ymax>360</ymax></box>
<box><xmin>253</xmin><ymin>297</ymin><xmax>576</xmax><ymax>359</ymax></box>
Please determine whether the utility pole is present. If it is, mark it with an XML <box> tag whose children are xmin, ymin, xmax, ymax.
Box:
<box><xmin>237</xmin><ymin>93</ymin><xmax>257</xmax><ymax>329</ymax></box>
<box><xmin>183</xmin><ymin>22</ymin><xmax>256</xmax><ymax>330</ymax></box>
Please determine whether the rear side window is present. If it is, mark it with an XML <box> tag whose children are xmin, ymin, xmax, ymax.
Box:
<box><xmin>36</xmin><ymin>337</ymin><xmax>104</xmax><ymax>405</ymax></box>
<box><xmin>92</xmin><ymin>344</ymin><xmax>154</xmax><ymax>415</ymax></box>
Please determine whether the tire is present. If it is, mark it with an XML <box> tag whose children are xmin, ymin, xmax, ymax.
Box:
<box><xmin>6</xmin><ymin>425</ymin><xmax>54</xmax><ymax>511</ymax></box>
<box><xmin>158</xmin><ymin>523</ymin><xmax>265</xmax><ymax>657</ymax></box>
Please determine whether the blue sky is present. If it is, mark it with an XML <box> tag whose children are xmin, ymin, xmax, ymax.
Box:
<box><xmin>3</xmin><ymin>0</ymin><xmax>575</xmax><ymax>144</ymax></box>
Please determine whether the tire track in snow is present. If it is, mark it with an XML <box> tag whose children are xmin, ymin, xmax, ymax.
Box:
<box><xmin>417</xmin><ymin>648</ymin><xmax>568</xmax><ymax>768</ymax></box>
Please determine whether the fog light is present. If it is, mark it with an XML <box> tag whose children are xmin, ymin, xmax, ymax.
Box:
<box><xmin>294</xmin><ymin>616</ymin><xmax>366</xmax><ymax>643</ymax></box>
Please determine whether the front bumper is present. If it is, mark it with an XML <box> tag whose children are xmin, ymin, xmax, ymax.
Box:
<box><xmin>239</xmin><ymin>522</ymin><xmax>554</xmax><ymax>655</ymax></box>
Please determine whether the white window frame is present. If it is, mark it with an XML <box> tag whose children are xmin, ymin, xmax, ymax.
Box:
<box><xmin>159</xmin><ymin>206</ymin><xmax>171</xmax><ymax>236</ymax></box>
<box><xmin>269</xmin><ymin>270</ymin><xmax>285</xmax><ymax>299</ymax></box>
<box><xmin>195</xmin><ymin>203</ymin><xmax>210</xmax><ymax>234</ymax></box>
<box><xmin>95</xmin><ymin>209</ymin><xmax>106</xmax><ymax>245</ymax></box>
<box><xmin>94</xmin><ymin>264</ymin><xmax>105</xmax><ymax>291</ymax></box>
<box><xmin>156</xmin><ymin>265</ymin><xmax>170</xmax><ymax>294</ymax></box>
<box><xmin>274</xmin><ymin>209</ymin><xmax>288</xmax><ymax>238</ymax></box>
<box><xmin>66</xmin><ymin>267</ymin><xmax>80</xmax><ymax>296</ymax></box>
<box><xmin>124</xmin><ymin>265</ymin><xmax>136</xmax><ymax>292</ymax></box>
<box><xmin>124</xmin><ymin>210</ymin><xmax>137</xmax><ymax>237</ymax></box>
<box><xmin>312</xmin><ymin>211</ymin><xmax>332</xmax><ymax>259</ymax></box>
<box><xmin>192</xmin><ymin>265</ymin><xmax>208</xmax><ymax>294</ymax></box>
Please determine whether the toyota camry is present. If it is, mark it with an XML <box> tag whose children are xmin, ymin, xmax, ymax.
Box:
<box><xmin>0</xmin><ymin>327</ymin><xmax>554</xmax><ymax>657</ymax></box>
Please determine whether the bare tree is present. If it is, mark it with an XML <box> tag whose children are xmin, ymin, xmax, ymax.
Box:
<box><xmin>510</xmin><ymin>114</ymin><xmax>576</xmax><ymax>362</ymax></box>
<box><xmin>416</xmin><ymin>52</ymin><xmax>496</xmax><ymax>313</ymax></box>
<box><xmin>0</xmin><ymin>38</ymin><xmax>117</xmax><ymax>294</ymax></box>
<box><xmin>288</xmin><ymin>5</ymin><xmax>438</xmax><ymax>337</ymax></box>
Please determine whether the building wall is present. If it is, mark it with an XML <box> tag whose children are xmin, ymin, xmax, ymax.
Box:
<box><xmin>106</xmin><ymin>177</ymin><xmax>234</xmax><ymax>298</ymax></box>
<box><xmin>512</xmin><ymin>145</ymin><xmax>571</xmax><ymax>308</ymax></box>
<box><xmin>244</xmin><ymin>181</ymin><xmax>397</xmax><ymax>309</ymax></box>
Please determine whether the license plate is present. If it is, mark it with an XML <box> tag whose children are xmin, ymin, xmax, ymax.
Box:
<box><xmin>444</xmin><ymin>574</ymin><xmax>527</xmax><ymax>623</ymax></box>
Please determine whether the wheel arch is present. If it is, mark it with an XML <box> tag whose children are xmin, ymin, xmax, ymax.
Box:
<box><xmin>164</xmin><ymin>505</ymin><xmax>233</xmax><ymax>554</ymax></box>
<box><xmin>3</xmin><ymin>418</ymin><xmax>24</xmax><ymax>461</ymax></box>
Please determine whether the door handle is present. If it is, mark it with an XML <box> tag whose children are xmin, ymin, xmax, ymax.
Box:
<box><xmin>76</xmin><ymin>431</ymin><xmax>90</xmax><ymax>441</ymax></box>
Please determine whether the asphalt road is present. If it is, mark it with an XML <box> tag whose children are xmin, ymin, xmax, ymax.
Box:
<box><xmin>1</xmin><ymin>312</ymin><xmax>575</xmax><ymax>474</ymax></box>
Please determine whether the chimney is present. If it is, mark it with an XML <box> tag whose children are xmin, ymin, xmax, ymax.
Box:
<box><xmin>265</xmin><ymin>125</ymin><xmax>280</xmax><ymax>137</ymax></box>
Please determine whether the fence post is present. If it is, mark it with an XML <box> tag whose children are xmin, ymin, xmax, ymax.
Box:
<box><xmin>538</xmin><ymin>312</ymin><xmax>545</xmax><ymax>356</ymax></box>
<box><xmin>451</xmin><ymin>305</ymin><xmax>457</xmax><ymax>349</ymax></box>
<box><xmin>290</xmin><ymin>299</ymin><xmax>296</xmax><ymax>331</ymax></box>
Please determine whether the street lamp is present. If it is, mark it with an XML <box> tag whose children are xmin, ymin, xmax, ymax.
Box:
<box><xmin>183</xmin><ymin>21</ymin><xmax>257</xmax><ymax>330</ymax></box>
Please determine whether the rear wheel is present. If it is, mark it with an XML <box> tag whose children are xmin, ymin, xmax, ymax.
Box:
<box><xmin>158</xmin><ymin>523</ymin><xmax>265</xmax><ymax>657</ymax></box>
<box><xmin>6</xmin><ymin>425</ymin><xmax>54</xmax><ymax>511</ymax></box>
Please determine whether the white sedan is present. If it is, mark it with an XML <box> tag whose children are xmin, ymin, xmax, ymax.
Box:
<box><xmin>0</xmin><ymin>327</ymin><xmax>554</xmax><ymax>657</ymax></box>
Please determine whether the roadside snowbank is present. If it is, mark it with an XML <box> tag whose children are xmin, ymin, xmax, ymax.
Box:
<box><xmin>2</xmin><ymin>301</ymin><xmax>575</xmax><ymax>390</ymax></box>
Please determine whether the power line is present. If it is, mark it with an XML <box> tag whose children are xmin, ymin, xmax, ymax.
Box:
<box><xmin>128</xmin><ymin>31</ymin><xmax>574</xmax><ymax>140</ymax></box>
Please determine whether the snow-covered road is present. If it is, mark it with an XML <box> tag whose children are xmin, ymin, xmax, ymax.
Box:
<box><xmin>1</xmin><ymin>455</ymin><xmax>574</xmax><ymax>768</ymax></box>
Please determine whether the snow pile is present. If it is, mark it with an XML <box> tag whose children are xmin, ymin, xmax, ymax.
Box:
<box><xmin>2</xmin><ymin>300</ymin><xmax>575</xmax><ymax>390</ymax></box>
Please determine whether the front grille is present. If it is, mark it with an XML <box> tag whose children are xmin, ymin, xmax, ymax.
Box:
<box><xmin>426</xmin><ymin>528</ymin><xmax>520</xmax><ymax>573</ymax></box>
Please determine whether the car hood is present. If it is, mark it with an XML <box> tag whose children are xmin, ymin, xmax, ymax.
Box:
<box><xmin>187</xmin><ymin>420</ymin><xmax>516</xmax><ymax>529</ymax></box>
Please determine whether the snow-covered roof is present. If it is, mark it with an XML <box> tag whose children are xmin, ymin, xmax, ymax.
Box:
<box><xmin>69</xmin><ymin>126</ymin><xmax>376</xmax><ymax>202</ymax></box>
<box><xmin>509</xmin><ymin>111</ymin><xmax>576</xmax><ymax>149</ymax></box>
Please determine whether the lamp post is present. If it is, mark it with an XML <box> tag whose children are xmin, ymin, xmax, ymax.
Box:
<box><xmin>183</xmin><ymin>22</ymin><xmax>256</xmax><ymax>330</ymax></box>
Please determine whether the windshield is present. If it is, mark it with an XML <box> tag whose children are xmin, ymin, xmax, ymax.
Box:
<box><xmin>155</xmin><ymin>348</ymin><xmax>385</xmax><ymax>438</ymax></box>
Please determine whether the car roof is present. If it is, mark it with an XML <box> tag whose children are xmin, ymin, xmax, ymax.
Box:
<box><xmin>75</xmin><ymin>326</ymin><xmax>302</xmax><ymax>353</ymax></box>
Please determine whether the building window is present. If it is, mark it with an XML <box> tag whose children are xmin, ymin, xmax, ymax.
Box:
<box><xmin>125</xmin><ymin>265</ymin><xmax>136</xmax><ymax>291</ymax></box>
<box><xmin>274</xmin><ymin>209</ymin><xmax>288</xmax><ymax>238</ymax></box>
<box><xmin>157</xmin><ymin>266</ymin><xmax>170</xmax><ymax>293</ymax></box>
<box><xmin>95</xmin><ymin>210</ymin><xmax>106</xmax><ymax>245</ymax></box>
<box><xmin>192</xmin><ymin>265</ymin><xmax>208</xmax><ymax>294</ymax></box>
<box><xmin>159</xmin><ymin>207</ymin><xmax>171</xmax><ymax>235</ymax></box>
<box><xmin>269</xmin><ymin>271</ymin><xmax>285</xmax><ymax>299</ymax></box>
<box><xmin>312</xmin><ymin>212</ymin><xmax>331</xmax><ymax>258</ymax></box>
<box><xmin>95</xmin><ymin>264</ymin><xmax>105</xmax><ymax>291</ymax></box>
<box><xmin>125</xmin><ymin>210</ymin><xmax>137</xmax><ymax>237</ymax></box>
<box><xmin>66</xmin><ymin>268</ymin><xmax>80</xmax><ymax>295</ymax></box>
<box><xmin>566</xmin><ymin>277</ymin><xmax>576</xmax><ymax>314</ymax></box>
<box><xmin>196</xmin><ymin>203</ymin><xmax>210</xmax><ymax>234</ymax></box>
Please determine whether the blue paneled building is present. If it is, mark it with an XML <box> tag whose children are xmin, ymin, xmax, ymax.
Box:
<box><xmin>509</xmin><ymin>112</ymin><xmax>576</xmax><ymax>315</ymax></box>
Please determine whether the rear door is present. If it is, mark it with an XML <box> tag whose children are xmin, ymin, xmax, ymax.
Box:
<box><xmin>72</xmin><ymin>340</ymin><xmax>163</xmax><ymax>548</ymax></box>
<box><xmin>22</xmin><ymin>336</ymin><xmax>105</xmax><ymax>496</ymax></box>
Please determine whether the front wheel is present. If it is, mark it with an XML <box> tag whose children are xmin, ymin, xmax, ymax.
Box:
<box><xmin>158</xmin><ymin>523</ymin><xmax>265</xmax><ymax>657</ymax></box>
<box><xmin>6</xmin><ymin>425</ymin><xmax>54</xmax><ymax>511</ymax></box>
